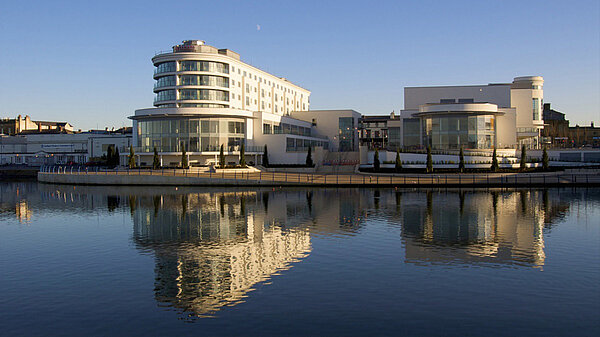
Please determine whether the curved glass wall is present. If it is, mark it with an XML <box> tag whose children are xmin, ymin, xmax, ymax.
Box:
<box><xmin>154</xmin><ymin>76</ymin><xmax>176</xmax><ymax>89</ymax></box>
<box><xmin>180</xmin><ymin>75</ymin><xmax>229</xmax><ymax>88</ymax></box>
<box><xmin>179</xmin><ymin>103</ymin><xmax>228</xmax><ymax>108</ymax></box>
<box><xmin>180</xmin><ymin>61</ymin><xmax>229</xmax><ymax>74</ymax></box>
<box><xmin>424</xmin><ymin>115</ymin><xmax>495</xmax><ymax>150</ymax></box>
<box><xmin>179</xmin><ymin>89</ymin><xmax>229</xmax><ymax>102</ymax></box>
<box><xmin>154</xmin><ymin>62</ymin><xmax>176</xmax><ymax>75</ymax></box>
<box><xmin>154</xmin><ymin>90</ymin><xmax>176</xmax><ymax>103</ymax></box>
<box><xmin>138</xmin><ymin>118</ymin><xmax>245</xmax><ymax>152</ymax></box>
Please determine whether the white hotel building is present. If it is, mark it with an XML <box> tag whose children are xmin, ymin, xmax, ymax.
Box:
<box><xmin>131</xmin><ymin>40</ymin><xmax>359</xmax><ymax>167</ymax></box>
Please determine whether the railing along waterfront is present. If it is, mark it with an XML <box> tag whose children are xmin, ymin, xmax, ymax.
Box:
<box><xmin>39</xmin><ymin>165</ymin><xmax>600</xmax><ymax>186</ymax></box>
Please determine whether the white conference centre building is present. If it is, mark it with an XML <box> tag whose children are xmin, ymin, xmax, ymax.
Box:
<box><xmin>394</xmin><ymin>76</ymin><xmax>545</xmax><ymax>150</ymax></box>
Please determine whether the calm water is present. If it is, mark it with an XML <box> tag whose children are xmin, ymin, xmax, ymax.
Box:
<box><xmin>1</xmin><ymin>182</ymin><xmax>599</xmax><ymax>336</ymax></box>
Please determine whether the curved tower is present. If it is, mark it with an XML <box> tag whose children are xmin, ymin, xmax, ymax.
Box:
<box><xmin>130</xmin><ymin>40</ymin><xmax>313</xmax><ymax>166</ymax></box>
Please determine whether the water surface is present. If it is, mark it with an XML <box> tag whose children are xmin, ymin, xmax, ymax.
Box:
<box><xmin>1</xmin><ymin>182</ymin><xmax>598</xmax><ymax>336</ymax></box>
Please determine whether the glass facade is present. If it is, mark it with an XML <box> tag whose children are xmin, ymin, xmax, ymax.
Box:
<box><xmin>154</xmin><ymin>62</ymin><xmax>176</xmax><ymax>74</ymax></box>
<box><xmin>180</xmin><ymin>75</ymin><xmax>229</xmax><ymax>88</ymax></box>
<box><xmin>179</xmin><ymin>89</ymin><xmax>229</xmax><ymax>102</ymax></box>
<box><xmin>137</xmin><ymin>118</ymin><xmax>245</xmax><ymax>153</ymax></box>
<box><xmin>286</xmin><ymin>137</ymin><xmax>328</xmax><ymax>152</ymax></box>
<box><xmin>403</xmin><ymin>119</ymin><xmax>421</xmax><ymax>149</ymax></box>
<box><xmin>533</xmin><ymin>98</ymin><xmax>541</xmax><ymax>121</ymax></box>
<box><xmin>179</xmin><ymin>103</ymin><xmax>228</xmax><ymax>108</ymax></box>
<box><xmin>338</xmin><ymin>117</ymin><xmax>355</xmax><ymax>151</ymax></box>
<box><xmin>265</xmin><ymin>122</ymin><xmax>311</xmax><ymax>136</ymax></box>
<box><xmin>154</xmin><ymin>76</ymin><xmax>176</xmax><ymax>89</ymax></box>
<box><xmin>388</xmin><ymin>127</ymin><xmax>401</xmax><ymax>149</ymax></box>
<box><xmin>179</xmin><ymin>61</ymin><xmax>229</xmax><ymax>74</ymax></box>
<box><xmin>424</xmin><ymin>115</ymin><xmax>495</xmax><ymax>150</ymax></box>
<box><xmin>154</xmin><ymin>90</ymin><xmax>176</xmax><ymax>103</ymax></box>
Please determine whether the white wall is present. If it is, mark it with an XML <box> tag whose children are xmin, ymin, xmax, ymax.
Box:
<box><xmin>496</xmin><ymin>108</ymin><xmax>517</xmax><ymax>148</ymax></box>
<box><xmin>404</xmin><ymin>84</ymin><xmax>511</xmax><ymax>109</ymax></box>
<box><xmin>291</xmin><ymin>110</ymin><xmax>361</xmax><ymax>151</ymax></box>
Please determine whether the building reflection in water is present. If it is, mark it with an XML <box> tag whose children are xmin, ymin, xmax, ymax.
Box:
<box><xmin>130</xmin><ymin>189</ymin><xmax>366</xmax><ymax>318</ymax></box>
<box><xmin>394</xmin><ymin>189</ymin><xmax>569</xmax><ymax>267</ymax></box>
<box><xmin>2</xmin><ymin>182</ymin><xmax>583</xmax><ymax>317</ymax></box>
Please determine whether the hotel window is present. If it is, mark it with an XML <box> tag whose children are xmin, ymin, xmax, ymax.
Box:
<box><xmin>263</xmin><ymin>123</ymin><xmax>272</xmax><ymax>134</ymax></box>
<box><xmin>533</xmin><ymin>98</ymin><xmax>541</xmax><ymax>120</ymax></box>
<box><xmin>246</xmin><ymin>97</ymin><xmax>250</xmax><ymax>105</ymax></box>
<box><xmin>261</xmin><ymin>102</ymin><xmax>265</xmax><ymax>110</ymax></box>
<box><xmin>228</xmin><ymin>121</ymin><xmax>245</xmax><ymax>134</ymax></box>
<box><xmin>243</xmin><ymin>71</ymin><xmax>246</xmax><ymax>76</ymax></box>
<box><xmin>155</xmin><ymin>61</ymin><xmax>176</xmax><ymax>74</ymax></box>
<box><xmin>231</xmin><ymin>66</ymin><xmax>235</xmax><ymax>72</ymax></box>
<box><xmin>246</xmin><ymin>84</ymin><xmax>250</xmax><ymax>93</ymax></box>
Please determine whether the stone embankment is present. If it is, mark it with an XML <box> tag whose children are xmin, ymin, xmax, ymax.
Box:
<box><xmin>38</xmin><ymin>167</ymin><xmax>600</xmax><ymax>187</ymax></box>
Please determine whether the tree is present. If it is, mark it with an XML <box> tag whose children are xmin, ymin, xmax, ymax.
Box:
<box><xmin>262</xmin><ymin>144</ymin><xmax>269</xmax><ymax>167</ymax></box>
<box><xmin>395</xmin><ymin>148</ymin><xmax>402</xmax><ymax>172</ymax></box>
<box><xmin>219</xmin><ymin>144</ymin><xmax>225</xmax><ymax>168</ymax></box>
<box><xmin>181</xmin><ymin>142</ymin><xmax>188</xmax><ymax>169</ymax></box>
<box><xmin>373</xmin><ymin>148</ymin><xmax>380</xmax><ymax>171</ymax></box>
<box><xmin>426</xmin><ymin>146</ymin><xmax>433</xmax><ymax>173</ymax></box>
<box><xmin>458</xmin><ymin>146</ymin><xmax>465</xmax><ymax>173</ymax></box>
<box><xmin>306</xmin><ymin>146</ymin><xmax>313</xmax><ymax>167</ymax></box>
<box><xmin>128</xmin><ymin>145</ymin><xmax>136</xmax><ymax>169</ymax></box>
<box><xmin>520</xmin><ymin>145</ymin><xmax>527</xmax><ymax>171</ymax></box>
<box><xmin>542</xmin><ymin>146</ymin><xmax>549</xmax><ymax>171</ymax></box>
<box><xmin>239</xmin><ymin>143</ymin><xmax>246</xmax><ymax>167</ymax></box>
<box><xmin>114</xmin><ymin>147</ymin><xmax>120</xmax><ymax>167</ymax></box>
<box><xmin>153</xmin><ymin>147</ymin><xmax>160</xmax><ymax>169</ymax></box>
<box><xmin>106</xmin><ymin>145</ymin><xmax>114</xmax><ymax>166</ymax></box>
<box><xmin>491</xmin><ymin>147</ymin><xmax>499</xmax><ymax>172</ymax></box>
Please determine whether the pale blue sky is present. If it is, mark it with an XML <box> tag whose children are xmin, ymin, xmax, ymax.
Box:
<box><xmin>0</xmin><ymin>0</ymin><xmax>598</xmax><ymax>130</ymax></box>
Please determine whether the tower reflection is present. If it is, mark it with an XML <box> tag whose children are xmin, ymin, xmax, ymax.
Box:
<box><xmin>130</xmin><ymin>189</ymin><xmax>367</xmax><ymax>318</ymax></box>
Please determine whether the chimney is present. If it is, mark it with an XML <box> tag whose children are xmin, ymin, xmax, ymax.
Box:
<box><xmin>543</xmin><ymin>103</ymin><xmax>550</xmax><ymax>111</ymax></box>
<box><xmin>592</xmin><ymin>122</ymin><xmax>595</xmax><ymax>128</ymax></box>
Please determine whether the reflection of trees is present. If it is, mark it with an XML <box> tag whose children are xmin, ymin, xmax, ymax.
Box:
<box><xmin>107</xmin><ymin>196</ymin><xmax>120</xmax><ymax>212</ymax></box>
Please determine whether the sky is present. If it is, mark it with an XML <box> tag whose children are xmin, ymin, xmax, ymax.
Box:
<box><xmin>0</xmin><ymin>0</ymin><xmax>598</xmax><ymax>130</ymax></box>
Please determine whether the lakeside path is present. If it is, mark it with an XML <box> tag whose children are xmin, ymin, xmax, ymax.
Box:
<box><xmin>38</xmin><ymin>168</ymin><xmax>600</xmax><ymax>187</ymax></box>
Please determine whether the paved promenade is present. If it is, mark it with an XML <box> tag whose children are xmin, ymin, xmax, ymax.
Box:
<box><xmin>38</xmin><ymin>167</ymin><xmax>600</xmax><ymax>187</ymax></box>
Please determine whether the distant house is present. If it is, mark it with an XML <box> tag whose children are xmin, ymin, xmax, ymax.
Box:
<box><xmin>0</xmin><ymin>115</ymin><xmax>74</xmax><ymax>135</ymax></box>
